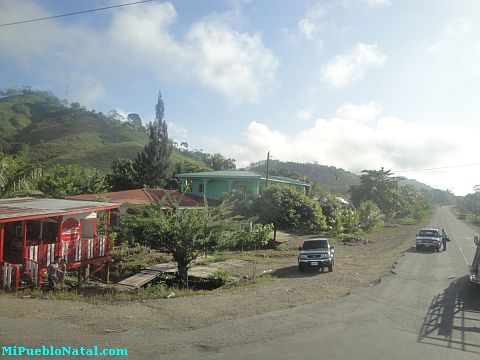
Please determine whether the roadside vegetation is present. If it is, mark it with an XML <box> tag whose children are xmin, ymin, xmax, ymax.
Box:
<box><xmin>455</xmin><ymin>185</ymin><xmax>480</xmax><ymax>224</ymax></box>
<box><xmin>0</xmin><ymin>87</ymin><xmax>460</xmax><ymax>300</ymax></box>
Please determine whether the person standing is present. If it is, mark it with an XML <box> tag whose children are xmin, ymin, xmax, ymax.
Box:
<box><xmin>441</xmin><ymin>229</ymin><xmax>448</xmax><ymax>251</ymax></box>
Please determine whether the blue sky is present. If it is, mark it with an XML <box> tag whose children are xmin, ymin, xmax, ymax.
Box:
<box><xmin>1</xmin><ymin>0</ymin><xmax>480</xmax><ymax>195</ymax></box>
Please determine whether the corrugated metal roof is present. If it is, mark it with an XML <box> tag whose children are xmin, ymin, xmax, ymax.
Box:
<box><xmin>67</xmin><ymin>189</ymin><xmax>152</xmax><ymax>205</ymax></box>
<box><xmin>0</xmin><ymin>197</ymin><xmax>120</xmax><ymax>222</ymax></box>
<box><xmin>67</xmin><ymin>189</ymin><xmax>220</xmax><ymax>207</ymax></box>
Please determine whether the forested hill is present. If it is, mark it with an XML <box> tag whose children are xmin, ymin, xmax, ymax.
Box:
<box><xmin>0</xmin><ymin>89</ymin><xmax>205</xmax><ymax>172</ymax></box>
<box><xmin>248</xmin><ymin>160</ymin><xmax>455</xmax><ymax>204</ymax></box>
<box><xmin>248</xmin><ymin>160</ymin><xmax>359</xmax><ymax>196</ymax></box>
<box><xmin>0</xmin><ymin>89</ymin><xmax>456</xmax><ymax>204</ymax></box>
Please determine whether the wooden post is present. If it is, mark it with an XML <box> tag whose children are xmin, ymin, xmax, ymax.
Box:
<box><xmin>85</xmin><ymin>264</ymin><xmax>90</xmax><ymax>281</ymax></box>
<box><xmin>57</xmin><ymin>216</ymin><xmax>64</xmax><ymax>257</ymax></box>
<box><xmin>0</xmin><ymin>223</ymin><xmax>4</xmax><ymax>262</ymax></box>
<box><xmin>106</xmin><ymin>210</ymin><xmax>111</xmax><ymax>256</ymax></box>
<box><xmin>77</xmin><ymin>268</ymin><xmax>82</xmax><ymax>286</ymax></box>
<box><xmin>22</xmin><ymin>221</ymin><xmax>28</xmax><ymax>262</ymax></box>
<box><xmin>78</xmin><ymin>218</ymin><xmax>83</xmax><ymax>242</ymax></box>
<box><xmin>106</xmin><ymin>261</ymin><xmax>110</xmax><ymax>284</ymax></box>
<box><xmin>15</xmin><ymin>265</ymin><xmax>20</xmax><ymax>291</ymax></box>
<box><xmin>37</xmin><ymin>266</ymin><xmax>42</xmax><ymax>288</ymax></box>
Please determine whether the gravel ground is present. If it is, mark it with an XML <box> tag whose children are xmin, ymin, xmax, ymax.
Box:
<box><xmin>0</xmin><ymin>224</ymin><xmax>420</xmax><ymax>335</ymax></box>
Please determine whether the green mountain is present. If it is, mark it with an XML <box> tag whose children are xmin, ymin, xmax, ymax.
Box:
<box><xmin>0</xmin><ymin>89</ymin><xmax>206</xmax><ymax>173</ymax></box>
<box><xmin>0</xmin><ymin>89</ymin><xmax>456</xmax><ymax>204</ymax></box>
<box><xmin>247</xmin><ymin>160</ymin><xmax>359</xmax><ymax>196</ymax></box>
<box><xmin>247</xmin><ymin>160</ymin><xmax>455</xmax><ymax>204</ymax></box>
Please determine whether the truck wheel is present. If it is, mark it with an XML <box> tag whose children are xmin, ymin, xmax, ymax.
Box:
<box><xmin>328</xmin><ymin>264</ymin><xmax>333</xmax><ymax>272</ymax></box>
<box><xmin>416</xmin><ymin>245</ymin><xmax>419</xmax><ymax>251</ymax></box>
<box><xmin>299</xmin><ymin>264</ymin><xmax>305</xmax><ymax>272</ymax></box>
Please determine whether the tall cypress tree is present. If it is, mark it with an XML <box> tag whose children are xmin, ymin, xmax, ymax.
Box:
<box><xmin>135</xmin><ymin>91</ymin><xmax>173</xmax><ymax>187</ymax></box>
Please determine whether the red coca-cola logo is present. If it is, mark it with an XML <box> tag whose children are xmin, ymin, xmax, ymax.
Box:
<box><xmin>62</xmin><ymin>218</ymin><xmax>80</xmax><ymax>240</ymax></box>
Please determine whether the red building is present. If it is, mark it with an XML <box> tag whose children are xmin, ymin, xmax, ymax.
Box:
<box><xmin>0</xmin><ymin>198</ymin><xmax>119</xmax><ymax>290</ymax></box>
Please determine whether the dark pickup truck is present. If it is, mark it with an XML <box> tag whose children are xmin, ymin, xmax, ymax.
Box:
<box><xmin>298</xmin><ymin>238</ymin><xmax>335</xmax><ymax>272</ymax></box>
<box><xmin>416</xmin><ymin>228</ymin><xmax>442</xmax><ymax>252</ymax></box>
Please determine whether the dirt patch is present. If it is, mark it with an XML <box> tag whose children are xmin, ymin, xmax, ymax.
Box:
<box><xmin>0</xmin><ymin>225</ymin><xmax>420</xmax><ymax>334</ymax></box>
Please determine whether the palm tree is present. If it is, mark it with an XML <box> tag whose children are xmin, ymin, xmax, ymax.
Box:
<box><xmin>0</xmin><ymin>154</ymin><xmax>43</xmax><ymax>198</ymax></box>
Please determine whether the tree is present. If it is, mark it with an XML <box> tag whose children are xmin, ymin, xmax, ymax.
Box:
<box><xmin>0</xmin><ymin>153</ymin><xmax>42</xmax><ymax>198</ymax></box>
<box><xmin>342</xmin><ymin>208</ymin><xmax>360</xmax><ymax>234</ymax></box>
<box><xmin>120</xmin><ymin>201</ymin><xmax>234</xmax><ymax>287</ymax></box>
<box><xmin>350</xmin><ymin>168</ymin><xmax>402</xmax><ymax>219</ymax></box>
<box><xmin>473</xmin><ymin>185</ymin><xmax>480</xmax><ymax>223</ymax></box>
<box><xmin>134</xmin><ymin>91</ymin><xmax>173</xmax><ymax>187</ymax></box>
<box><xmin>358</xmin><ymin>200</ymin><xmax>384</xmax><ymax>231</ymax></box>
<box><xmin>233</xmin><ymin>223</ymin><xmax>274</xmax><ymax>251</ymax></box>
<box><xmin>127</xmin><ymin>113</ymin><xmax>142</xmax><ymax>128</ymax></box>
<box><xmin>105</xmin><ymin>159</ymin><xmax>139</xmax><ymax>191</ymax></box>
<box><xmin>318</xmin><ymin>194</ymin><xmax>343</xmax><ymax>229</ymax></box>
<box><xmin>205</xmin><ymin>153</ymin><xmax>236</xmax><ymax>171</ymax></box>
<box><xmin>253</xmin><ymin>186</ymin><xmax>326</xmax><ymax>240</ymax></box>
<box><xmin>396</xmin><ymin>185</ymin><xmax>432</xmax><ymax>222</ymax></box>
<box><xmin>38</xmin><ymin>164</ymin><xmax>107</xmax><ymax>198</ymax></box>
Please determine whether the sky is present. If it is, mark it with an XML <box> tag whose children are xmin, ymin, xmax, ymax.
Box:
<box><xmin>1</xmin><ymin>0</ymin><xmax>480</xmax><ymax>196</ymax></box>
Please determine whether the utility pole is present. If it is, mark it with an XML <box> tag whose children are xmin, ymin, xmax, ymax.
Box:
<box><xmin>265</xmin><ymin>151</ymin><xmax>270</xmax><ymax>188</ymax></box>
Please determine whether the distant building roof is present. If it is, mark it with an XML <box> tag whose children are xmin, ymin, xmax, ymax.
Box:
<box><xmin>176</xmin><ymin>170</ymin><xmax>309</xmax><ymax>187</ymax></box>
<box><xmin>0</xmin><ymin>197</ymin><xmax>119</xmax><ymax>223</ymax></box>
<box><xmin>267</xmin><ymin>175</ymin><xmax>310</xmax><ymax>187</ymax></box>
<box><xmin>176</xmin><ymin>170</ymin><xmax>261</xmax><ymax>179</ymax></box>
<box><xmin>67</xmin><ymin>189</ymin><xmax>220</xmax><ymax>207</ymax></box>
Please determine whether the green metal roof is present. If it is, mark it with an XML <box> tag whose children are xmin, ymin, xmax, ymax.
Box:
<box><xmin>175</xmin><ymin>171</ymin><xmax>309</xmax><ymax>187</ymax></box>
<box><xmin>176</xmin><ymin>171</ymin><xmax>262</xmax><ymax>179</ymax></box>
<box><xmin>268</xmin><ymin>175</ymin><xmax>309</xmax><ymax>186</ymax></box>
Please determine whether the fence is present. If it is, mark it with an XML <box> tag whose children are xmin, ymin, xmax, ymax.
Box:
<box><xmin>27</xmin><ymin>236</ymin><xmax>108</xmax><ymax>267</ymax></box>
<box><xmin>1</xmin><ymin>262</ymin><xmax>20</xmax><ymax>290</ymax></box>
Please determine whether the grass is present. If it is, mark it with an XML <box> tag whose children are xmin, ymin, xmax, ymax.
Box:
<box><xmin>109</xmin><ymin>246</ymin><xmax>169</xmax><ymax>282</ymax></box>
<box><xmin>2</xmin><ymin>223</ymin><xmax>406</xmax><ymax>304</ymax></box>
<box><xmin>1</xmin><ymin>272</ymin><xmax>277</xmax><ymax>304</ymax></box>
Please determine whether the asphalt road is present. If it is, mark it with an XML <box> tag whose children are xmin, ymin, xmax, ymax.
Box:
<box><xmin>1</xmin><ymin>207</ymin><xmax>479</xmax><ymax>359</ymax></box>
<box><xmin>167</xmin><ymin>206</ymin><xmax>480</xmax><ymax>360</ymax></box>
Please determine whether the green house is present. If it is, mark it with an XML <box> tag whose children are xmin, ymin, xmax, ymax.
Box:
<box><xmin>176</xmin><ymin>171</ymin><xmax>309</xmax><ymax>200</ymax></box>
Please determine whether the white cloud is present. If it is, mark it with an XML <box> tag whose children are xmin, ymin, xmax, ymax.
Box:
<box><xmin>0</xmin><ymin>1</ymin><xmax>278</xmax><ymax>105</ymax></box>
<box><xmin>427</xmin><ymin>17</ymin><xmax>473</xmax><ymax>53</ymax></box>
<box><xmin>69</xmin><ymin>74</ymin><xmax>106</xmax><ymax>108</ymax></box>
<box><xmin>341</xmin><ymin>0</ymin><xmax>390</xmax><ymax>8</ymax></box>
<box><xmin>362</xmin><ymin>0</ymin><xmax>391</xmax><ymax>6</ymax></box>
<box><xmin>187</xmin><ymin>21</ymin><xmax>279</xmax><ymax>104</ymax></box>
<box><xmin>321</xmin><ymin>43</ymin><xmax>387</xmax><ymax>88</ymax></box>
<box><xmin>296</xmin><ymin>110</ymin><xmax>313</xmax><ymax>121</ymax></box>
<box><xmin>298</xmin><ymin>4</ymin><xmax>326</xmax><ymax>40</ymax></box>
<box><xmin>336</xmin><ymin>102</ymin><xmax>382</xmax><ymax>122</ymax></box>
<box><xmin>202</xmin><ymin>110</ymin><xmax>478</xmax><ymax>195</ymax></box>
<box><xmin>168</xmin><ymin>122</ymin><xmax>189</xmax><ymax>142</ymax></box>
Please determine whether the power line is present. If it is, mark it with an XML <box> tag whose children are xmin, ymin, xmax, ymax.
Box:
<box><xmin>350</xmin><ymin>161</ymin><xmax>480</xmax><ymax>176</ymax></box>
<box><xmin>394</xmin><ymin>162</ymin><xmax>480</xmax><ymax>173</ymax></box>
<box><xmin>0</xmin><ymin>0</ymin><xmax>154</xmax><ymax>27</ymax></box>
